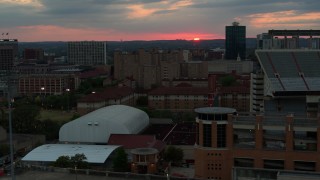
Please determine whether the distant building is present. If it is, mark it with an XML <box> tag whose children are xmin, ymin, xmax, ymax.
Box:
<box><xmin>148</xmin><ymin>86</ymin><xmax>209</xmax><ymax>111</ymax></box>
<box><xmin>114</xmin><ymin>49</ymin><xmax>187</xmax><ymax>89</ymax></box>
<box><xmin>18</xmin><ymin>74</ymin><xmax>75</xmax><ymax>96</ymax></box>
<box><xmin>67</xmin><ymin>41</ymin><xmax>107</xmax><ymax>65</ymax></box>
<box><xmin>23</xmin><ymin>48</ymin><xmax>44</xmax><ymax>61</ymax></box>
<box><xmin>208</xmin><ymin>73</ymin><xmax>251</xmax><ymax>112</ymax></box>
<box><xmin>225</xmin><ymin>22</ymin><xmax>246</xmax><ymax>60</ymax></box>
<box><xmin>77</xmin><ymin>86</ymin><xmax>135</xmax><ymax>114</ymax></box>
<box><xmin>0</xmin><ymin>39</ymin><xmax>18</xmax><ymax>71</ymax></box>
<box><xmin>258</xmin><ymin>30</ymin><xmax>320</xmax><ymax>49</ymax></box>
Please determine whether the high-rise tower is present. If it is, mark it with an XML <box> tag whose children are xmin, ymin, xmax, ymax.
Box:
<box><xmin>0</xmin><ymin>39</ymin><xmax>18</xmax><ymax>71</ymax></box>
<box><xmin>67</xmin><ymin>41</ymin><xmax>107</xmax><ymax>65</ymax></box>
<box><xmin>225</xmin><ymin>22</ymin><xmax>246</xmax><ymax>60</ymax></box>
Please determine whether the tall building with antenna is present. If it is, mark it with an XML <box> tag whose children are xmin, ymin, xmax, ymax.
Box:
<box><xmin>225</xmin><ymin>22</ymin><xmax>246</xmax><ymax>60</ymax></box>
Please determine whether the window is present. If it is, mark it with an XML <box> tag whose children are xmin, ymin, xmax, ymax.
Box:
<box><xmin>263</xmin><ymin>159</ymin><xmax>284</xmax><ymax>169</ymax></box>
<box><xmin>203</xmin><ymin>124</ymin><xmax>212</xmax><ymax>147</ymax></box>
<box><xmin>217</xmin><ymin>124</ymin><xmax>226</xmax><ymax>148</ymax></box>
<box><xmin>234</xmin><ymin>158</ymin><xmax>254</xmax><ymax>167</ymax></box>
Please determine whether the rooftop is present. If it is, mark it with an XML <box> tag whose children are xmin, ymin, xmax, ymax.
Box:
<box><xmin>22</xmin><ymin>144</ymin><xmax>120</xmax><ymax>163</ymax></box>
<box><xmin>195</xmin><ymin>107</ymin><xmax>236</xmax><ymax>114</ymax></box>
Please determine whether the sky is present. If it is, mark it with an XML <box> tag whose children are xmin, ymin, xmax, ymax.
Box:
<box><xmin>0</xmin><ymin>0</ymin><xmax>320</xmax><ymax>42</ymax></box>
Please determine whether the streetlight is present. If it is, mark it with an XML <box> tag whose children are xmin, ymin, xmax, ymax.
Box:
<box><xmin>75</xmin><ymin>165</ymin><xmax>77</xmax><ymax>180</ymax></box>
<box><xmin>66</xmin><ymin>88</ymin><xmax>70</xmax><ymax>112</ymax></box>
<box><xmin>40</xmin><ymin>87</ymin><xmax>45</xmax><ymax>107</ymax></box>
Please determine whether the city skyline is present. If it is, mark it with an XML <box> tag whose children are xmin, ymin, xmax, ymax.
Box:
<box><xmin>0</xmin><ymin>0</ymin><xmax>320</xmax><ymax>42</ymax></box>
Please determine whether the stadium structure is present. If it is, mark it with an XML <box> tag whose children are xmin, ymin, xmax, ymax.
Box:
<box><xmin>251</xmin><ymin>49</ymin><xmax>320</xmax><ymax>116</ymax></box>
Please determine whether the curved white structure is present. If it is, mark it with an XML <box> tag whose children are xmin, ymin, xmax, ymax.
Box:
<box><xmin>59</xmin><ymin>105</ymin><xmax>149</xmax><ymax>143</ymax></box>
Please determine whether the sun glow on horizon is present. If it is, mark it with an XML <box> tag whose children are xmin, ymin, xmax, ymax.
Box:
<box><xmin>193</xmin><ymin>37</ymin><xmax>200</xmax><ymax>41</ymax></box>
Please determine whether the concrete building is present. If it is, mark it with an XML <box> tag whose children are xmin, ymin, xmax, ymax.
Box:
<box><xmin>18</xmin><ymin>74</ymin><xmax>75</xmax><ymax>96</ymax></box>
<box><xmin>253</xmin><ymin>49</ymin><xmax>320</xmax><ymax>116</ymax></box>
<box><xmin>114</xmin><ymin>49</ymin><xmax>186</xmax><ymax>89</ymax></box>
<box><xmin>148</xmin><ymin>86</ymin><xmax>209</xmax><ymax>111</ymax></box>
<box><xmin>207</xmin><ymin>60</ymin><xmax>253</xmax><ymax>75</ymax></box>
<box><xmin>67</xmin><ymin>41</ymin><xmax>107</xmax><ymax>65</ymax></box>
<box><xmin>225</xmin><ymin>22</ymin><xmax>246</xmax><ymax>60</ymax></box>
<box><xmin>0</xmin><ymin>43</ymin><xmax>14</xmax><ymax>71</ymax></box>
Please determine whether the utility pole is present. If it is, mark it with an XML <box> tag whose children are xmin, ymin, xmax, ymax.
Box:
<box><xmin>7</xmin><ymin>72</ymin><xmax>15</xmax><ymax>180</ymax></box>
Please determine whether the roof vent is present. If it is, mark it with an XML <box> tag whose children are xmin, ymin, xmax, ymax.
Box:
<box><xmin>88</xmin><ymin>122</ymin><xmax>92</xmax><ymax>126</ymax></box>
<box><xmin>94</xmin><ymin>122</ymin><xmax>99</xmax><ymax>126</ymax></box>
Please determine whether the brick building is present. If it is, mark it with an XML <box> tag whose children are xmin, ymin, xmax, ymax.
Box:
<box><xmin>208</xmin><ymin>73</ymin><xmax>251</xmax><ymax>112</ymax></box>
<box><xmin>148</xmin><ymin>86</ymin><xmax>208</xmax><ymax>111</ymax></box>
<box><xmin>18</xmin><ymin>74</ymin><xmax>75</xmax><ymax>96</ymax></box>
<box><xmin>194</xmin><ymin>107</ymin><xmax>320</xmax><ymax>180</ymax></box>
<box><xmin>77</xmin><ymin>86</ymin><xmax>134</xmax><ymax>114</ymax></box>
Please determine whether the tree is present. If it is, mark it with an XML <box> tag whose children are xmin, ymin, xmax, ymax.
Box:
<box><xmin>163</xmin><ymin>146</ymin><xmax>184</xmax><ymax>164</ymax></box>
<box><xmin>0</xmin><ymin>144</ymin><xmax>9</xmax><ymax>157</ymax></box>
<box><xmin>136</xmin><ymin>96</ymin><xmax>148</xmax><ymax>106</ymax></box>
<box><xmin>219</xmin><ymin>75</ymin><xmax>237</xmax><ymax>87</ymax></box>
<box><xmin>12</xmin><ymin>104</ymin><xmax>40</xmax><ymax>133</ymax></box>
<box><xmin>70</xmin><ymin>153</ymin><xmax>89</xmax><ymax>169</ymax></box>
<box><xmin>112</xmin><ymin>148</ymin><xmax>129</xmax><ymax>172</ymax></box>
<box><xmin>54</xmin><ymin>155</ymin><xmax>71</xmax><ymax>168</ymax></box>
<box><xmin>54</xmin><ymin>154</ymin><xmax>89</xmax><ymax>169</ymax></box>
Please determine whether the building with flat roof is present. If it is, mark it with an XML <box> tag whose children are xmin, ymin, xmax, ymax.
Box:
<box><xmin>0</xmin><ymin>44</ymin><xmax>15</xmax><ymax>72</ymax></box>
<box><xmin>68</xmin><ymin>41</ymin><xmax>107</xmax><ymax>65</ymax></box>
<box><xmin>225</xmin><ymin>22</ymin><xmax>246</xmax><ymax>60</ymax></box>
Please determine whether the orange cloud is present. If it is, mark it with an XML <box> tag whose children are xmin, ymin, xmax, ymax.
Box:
<box><xmin>248</xmin><ymin>10</ymin><xmax>320</xmax><ymax>28</ymax></box>
<box><xmin>9</xmin><ymin>25</ymin><xmax>221</xmax><ymax>42</ymax></box>
<box><xmin>127</xmin><ymin>4</ymin><xmax>157</xmax><ymax>19</ymax></box>
<box><xmin>126</xmin><ymin>0</ymin><xmax>194</xmax><ymax>19</ymax></box>
<box><xmin>0</xmin><ymin>0</ymin><xmax>42</xmax><ymax>7</ymax></box>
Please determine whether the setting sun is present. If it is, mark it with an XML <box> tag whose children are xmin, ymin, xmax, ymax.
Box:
<box><xmin>193</xmin><ymin>37</ymin><xmax>200</xmax><ymax>41</ymax></box>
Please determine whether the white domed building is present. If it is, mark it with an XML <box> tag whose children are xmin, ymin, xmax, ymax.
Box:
<box><xmin>59</xmin><ymin>105</ymin><xmax>149</xmax><ymax>144</ymax></box>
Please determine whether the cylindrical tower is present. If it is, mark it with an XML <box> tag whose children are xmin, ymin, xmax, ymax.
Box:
<box><xmin>194</xmin><ymin>107</ymin><xmax>236</xmax><ymax>180</ymax></box>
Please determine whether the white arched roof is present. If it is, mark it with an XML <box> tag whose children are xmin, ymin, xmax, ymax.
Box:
<box><xmin>59</xmin><ymin>105</ymin><xmax>149</xmax><ymax>143</ymax></box>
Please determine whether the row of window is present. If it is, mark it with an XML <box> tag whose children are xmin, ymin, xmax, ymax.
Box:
<box><xmin>234</xmin><ymin>158</ymin><xmax>316</xmax><ymax>171</ymax></box>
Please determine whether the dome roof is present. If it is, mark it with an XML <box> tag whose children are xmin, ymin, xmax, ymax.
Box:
<box><xmin>59</xmin><ymin>105</ymin><xmax>149</xmax><ymax>143</ymax></box>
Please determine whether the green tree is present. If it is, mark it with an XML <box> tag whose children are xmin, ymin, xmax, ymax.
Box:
<box><xmin>54</xmin><ymin>155</ymin><xmax>71</xmax><ymax>168</ymax></box>
<box><xmin>219</xmin><ymin>75</ymin><xmax>236</xmax><ymax>87</ymax></box>
<box><xmin>136</xmin><ymin>96</ymin><xmax>148</xmax><ymax>106</ymax></box>
<box><xmin>70</xmin><ymin>153</ymin><xmax>89</xmax><ymax>169</ymax></box>
<box><xmin>112</xmin><ymin>148</ymin><xmax>129</xmax><ymax>172</ymax></box>
<box><xmin>163</xmin><ymin>146</ymin><xmax>184</xmax><ymax>164</ymax></box>
<box><xmin>54</xmin><ymin>154</ymin><xmax>89</xmax><ymax>169</ymax></box>
<box><xmin>0</xmin><ymin>144</ymin><xmax>9</xmax><ymax>157</ymax></box>
<box><xmin>12</xmin><ymin>104</ymin><xmax>40</xmax><ymax>133</ymax></box>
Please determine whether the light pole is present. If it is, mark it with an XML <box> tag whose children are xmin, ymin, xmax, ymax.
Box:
<box><xmin>75</xmin><ymin>165</ymin><xmax>77</xmax><ymax>180</ymax></box>
<box><xmin>40</xmin><ymin>87</ymin><xmax>45</xmax><ymax>107</ymax></box>
<box><xmin>66</xmin><ymin>88</ymin><xmax>70</xmax><ymax>112</ymax></box>
<box><xmin>7</xmin><ymin>74</ymin><xmax>15</xmax><ymax>180</ymax></box>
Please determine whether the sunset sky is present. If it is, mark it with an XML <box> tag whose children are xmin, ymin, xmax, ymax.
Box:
<box><xmin>0</xmin><ymin>0</ymin><xmax>319</xmax><ymax>42</ymax></box>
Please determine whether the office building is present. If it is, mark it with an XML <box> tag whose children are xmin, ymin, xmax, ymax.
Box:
<box><xmin>225</xmin><ymin>22</ymin><xmax>246</xmax><ymax>60</ymax></box>
<box><xmin>0</xmin><ymin>39</ymin><xmax>18</xmax><ymax>71</ymax></box>
<box><xmin>67</xmin><ymin>41</ymin><xmax>107</xmax><ymax>65</ymax></box>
